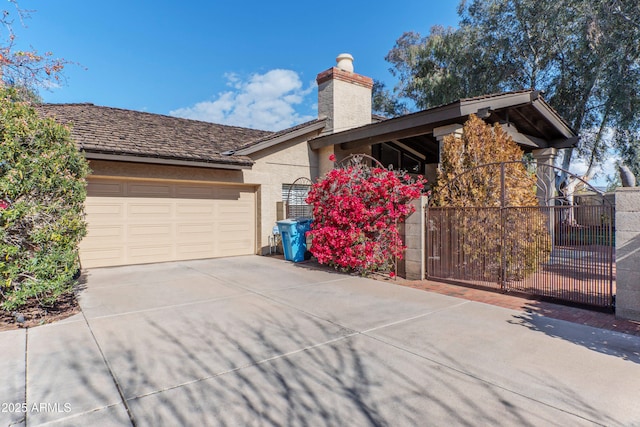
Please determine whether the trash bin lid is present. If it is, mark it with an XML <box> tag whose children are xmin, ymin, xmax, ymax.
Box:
<box><xmin>277</xmin><ymin>219</ymin><xmax>297</xmax><ymax>225</ymax></box>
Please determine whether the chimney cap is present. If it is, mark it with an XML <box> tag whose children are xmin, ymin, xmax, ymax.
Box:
<box><xmin>336</xmin><ymin>53</ymin><xmax>354</xmax><ymax>72</ymax></box>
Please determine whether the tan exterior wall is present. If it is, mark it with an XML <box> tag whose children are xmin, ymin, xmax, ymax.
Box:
<box><xmin>336</xmin><ymin>144</ymin><xmax>372</xmax><ymax>163</ymax></box>
<box><xmin>89</xmin><ymin>160</ymin><xmax>246</xmax><ymax>184</ymax></box>
<box><xmin>243</xmin><ymin>135</ymin><xmax>320</xmax><ymax>254</ymax></box>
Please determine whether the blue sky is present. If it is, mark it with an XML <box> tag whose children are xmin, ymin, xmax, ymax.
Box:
<box><xmin>10</xmin><ymin>1</ymin><xmax>618</xmax><ymax>185</ymax></box>
<box><xmin>12</xmin><ymin>0</ymin><xmax>460</xmax><ymax>130</ymax></box>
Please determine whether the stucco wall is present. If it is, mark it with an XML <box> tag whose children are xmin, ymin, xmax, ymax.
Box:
<box><xmin>89</xmin><ymin>160</ymin><xmax>245</xmax><ymax>184</ymax></box>
<box><xmin>243</xmin><ymin>135</ymin><xmax>319</xmax><ymax>254</ymax></box>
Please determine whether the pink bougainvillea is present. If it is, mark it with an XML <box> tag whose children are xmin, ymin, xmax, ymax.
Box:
<box><xmin>306</xmin><ymin>161</ymin><xmax>426</xmax><ymax>275</ymax></box>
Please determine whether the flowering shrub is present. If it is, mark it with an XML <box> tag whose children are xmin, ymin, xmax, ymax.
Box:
<box><xmin>306</xmin><ymin>159</ymin><xmax>426</xmax><ymax>275</ymax></box>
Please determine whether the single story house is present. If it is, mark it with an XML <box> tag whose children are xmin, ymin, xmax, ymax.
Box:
<box><xmin>38</xmin><ymin>54</ymin><xmax>577</xmax><ymax>270</ymax></box>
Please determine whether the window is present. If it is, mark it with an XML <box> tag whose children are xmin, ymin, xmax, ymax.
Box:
<box><xmin>373</xmin><ymin>143</ymin><xmax>424</xmax><ymax>174</ymax></box>
<box><xmin>282</xmin><ymin>183</ymin><xmax>312</xmax><ymax>219</ymax></box>
<box><xmin>378</xmin><ymin>144</ymin><xmax>400</xmax><ymax>169</ymax></box>
<box><xmin>402</xmin><ymin>152</ymin><xmax>422</xmax><ymax>173</ymax></box>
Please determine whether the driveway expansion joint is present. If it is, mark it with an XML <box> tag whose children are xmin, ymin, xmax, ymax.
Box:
<box><xmin>362</xmin><ymin>332</ymin><xmax>608</xmax><ymax>427</ymax></box>
<box><xmin>81</xmin><ymin>310</ymin><xmax>136</xmax><ymax>427</ymax></box>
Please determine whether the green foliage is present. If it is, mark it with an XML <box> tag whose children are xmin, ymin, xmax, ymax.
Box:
<box><xmin>371</xmin><ymin>80</ymin><xmax>408</xmax><ymax>117</ymax></box>
<box><xmin>432</xmin><ymin>115</ymin><xmax>551</xmax><ymax>281</ymax></box>
<box><xmin>385</xmin><ymin>27</ymin><xmax>503</xmax><ymax>110</ymax></box>
<box><xmin>0</xmin><ymin>87</ymin><xmax>89</xmax><ymax>310</ymax></box>
<box><xmin>384</xmin><ymin>0</ymin><xmax>640</xmax><ymax>182</ymax></box>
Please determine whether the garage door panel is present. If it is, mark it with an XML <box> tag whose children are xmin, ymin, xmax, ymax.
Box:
<box><xmin>83</xmin><ymin>226</ymin><xmax>125</xmax><ymax>244</ymax></box>
<box><xmin>176</xmin><ymin>223</ymin><xmax>214</xmax><ymax>238</ymax></box>
<box><xmin>128</xmin><ymin>244</ymin><xmax>173</xmax><ymax>261</ymax></box>
<box><xmin>213</xmin><ymin>187</ymin><xmax>245</xmax><ymax>200</ymax></box>
<box><xmin>127</xmin><ymin>183</ymin><xmax>172</xmax><ymax>197</ymax></box>
<box><xmin>177</xmin><ymin>243</ymin><xmax>215</xmax><ymax>255</ymax></box>
<box><xmin>219</xmin><ymin>200</ymin><xmax>253</xmax><ymax>212</ymax></box>
<box><xmin>176</xmin><ymin>203</ymin><xmax>215</xmax><ymax>216</ymax></box>
<box><xmin>217</xmin><ymin>240</ymin><xmax>253</xmax><ymax>256</ymax></box>
<box><xmin>79</xmin><ymin>247</ymin><xmax>125</xmax><ymax>266</ymax></box>
<box><xmin>128</xmin><ymin>224</ymin><xmax>173</xmax><ymax>241</ymax></box>
<box><xmin>175</xmin><ymin>185</ymin><xmax>216</xmax><ymax>199</ymax></box>
<box><xmin>82</xmin><ymin>178</ymin><xmax>256</xmax><ymax>268</ymax></box>
<box><xmin>85</xmin><ymin>201</ymin><xmax>125</xmax><ymax>221</ymax></box>
<box><xmin>128</xmin><ymin>202</ymin><xmax>173</xmax><ymax>217</ymax></box>
<box><xmin>219</xmin><ymin>223</ymin><xmax>251</xmax><ymax>233</ymax></box>
<box><xmin>219</xmin><ymin>237</ymin><xmax>252</xmax><ymax>248</ymax></box>
<box><xmin>87</xmin><ymin>181</ymin><xmax>125</xmax><ymax>196</ymax></box>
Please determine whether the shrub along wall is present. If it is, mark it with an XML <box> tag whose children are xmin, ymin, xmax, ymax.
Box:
<box><xmin>0</xmin><ymin>88</ymin><xmax>89</xmax><ymax>310</ymax></box>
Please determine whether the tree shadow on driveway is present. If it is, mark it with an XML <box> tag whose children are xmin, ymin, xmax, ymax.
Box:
<box><xmin>508</xmin><ymin>311</ymin><xmax>640</xmax><ymax>364</ymax></box>
<box><xmin>92</xmin><ymin>303</ymin><xmax>621</xmax><ymax>426</ymax></box>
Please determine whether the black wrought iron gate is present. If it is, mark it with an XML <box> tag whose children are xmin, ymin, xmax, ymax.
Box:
<box><xmin>426</xmin><ymin>162</ymin><xmax>615</xmax><ymax>309</ymax></box>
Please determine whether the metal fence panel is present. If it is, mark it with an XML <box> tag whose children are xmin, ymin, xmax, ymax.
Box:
<box><xmin>426</xmin><ymin>204</ymin><xmax>615</xmax><ymax>308</ymax></box>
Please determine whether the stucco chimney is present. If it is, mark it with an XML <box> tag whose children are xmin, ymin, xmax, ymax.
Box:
<box><xmin>316</xmin><ymin>53</ymin><xmax>373</xmax><ymax>135</ymax></box>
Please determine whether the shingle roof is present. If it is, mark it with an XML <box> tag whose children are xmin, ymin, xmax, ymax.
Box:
<box><xmin>37</xmin><ymin>103</ymin><xmax>274</xmax><ymax>167</ymax></box>
<box><xmin>237</xmin><ymin>118</ymin><xmax>326</xmax><ymax>152</ymax></box>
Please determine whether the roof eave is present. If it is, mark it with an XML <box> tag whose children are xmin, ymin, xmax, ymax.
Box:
<box><xmin>234</xmin><ymin>120</ymin><xmax>327</xmax><ymax>155</ymax></box>
<box><xmin>309</xmin><ymin>90</ymin><xmax>577</xmax><ymax>150</ymax></box>
<box><xmin>309</xmin><ymin>102</ymin><xmax>464</xmax><ymax>150</ymax></box>
<box><xmin>84</xmin><ymin>151</ymin><xmax>253</xmax><ymax>170</ymax></box>
<box><xmin>530</xmin><ymin>97</ymin><xmax>577</xmax><ymax>139</ymax></box>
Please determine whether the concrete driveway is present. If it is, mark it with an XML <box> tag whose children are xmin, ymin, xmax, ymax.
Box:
<box><xmin>2</xmin><ymin>255</ymin><xmax>640</xmax><ymax>426</ymax></box>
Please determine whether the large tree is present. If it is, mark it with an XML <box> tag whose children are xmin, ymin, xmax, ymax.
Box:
<box><xmin>383</xmin><ymin>0</ymin><xmax>640</xmax><ymax>183</ymax></box>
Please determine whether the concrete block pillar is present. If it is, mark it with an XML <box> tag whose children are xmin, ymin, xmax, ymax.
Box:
<box><xmin>615</xmin><ymin>187</ymin><xmax>640</xmax><ymax>321</ymax></box>
<box><xmin>403</xmin><ymin>195</ymin><xmax>429</xmax><ymax>280</ymax></box>
<box><xmin>532</xmin><ymin>147</ymin><xmax>558</xmax><ymax>206</ymax></box>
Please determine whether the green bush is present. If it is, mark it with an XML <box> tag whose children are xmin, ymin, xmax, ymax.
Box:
<box><xmin>0</xmin><ymin>88</ymin><xmax>89</xmax><ymax>310</ymax></box>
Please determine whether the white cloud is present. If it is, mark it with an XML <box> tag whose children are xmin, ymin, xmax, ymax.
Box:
<box><xmin>39</xmin><ymin>80</ymin><xmax>62</xmax><ymax>90</ymax></box>
<box><xmin>170</xmin><ymin>69</ymin><xmax>316</xmax><ymax>131</ymax></box>
<box><xmin>566</xmin><ymin>150</ymin><xmax>620</xmax><ymax>189</ymax></box>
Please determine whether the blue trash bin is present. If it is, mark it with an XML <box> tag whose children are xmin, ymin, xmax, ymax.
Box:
<box><xmin>277</xmin><ymin>218</ymin><xmax>312</xmax><ymax>262</ymax></box>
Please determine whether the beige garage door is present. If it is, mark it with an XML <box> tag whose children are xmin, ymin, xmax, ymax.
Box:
<box><xmin>80</xmin><ymin>178</ymin><xmax>256</xmax><ymax>268</ymax></box>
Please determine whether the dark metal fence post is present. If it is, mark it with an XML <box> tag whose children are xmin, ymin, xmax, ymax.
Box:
<box><xmin>500</xmin><ymin>162</ymin><xmax>507</xmax><ymax>290</ymax></box>
<box><xmin>608</xmin><ymin>203</ymin><xmax>614</xmax><ymax>306</ymax></box>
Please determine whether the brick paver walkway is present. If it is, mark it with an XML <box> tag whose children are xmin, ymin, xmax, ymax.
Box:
<box><xmin>286</xmin><ymin>257</ymin><xmax>640</xmax><ymax>337</ymax></box>
<box><xmin>398</xmin><ymin>278</ymin><xmax>640</xmax><ymax>337</ymax></box>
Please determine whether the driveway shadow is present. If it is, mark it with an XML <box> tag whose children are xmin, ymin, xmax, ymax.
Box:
<box><xmin>509</xmin><ymin>311</ymin><xmax>640</xmax><ymax>364</ymax></box>
<box><xmin>97</xmin><ymin>304</ymin><xmax>622</xmax><ymax>426</ymax></box>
